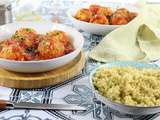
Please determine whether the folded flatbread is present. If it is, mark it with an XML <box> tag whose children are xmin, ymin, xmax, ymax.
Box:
<box><xmin>89</xmin><ymin>2</ymin><xmax>160</xmax><ymax>62</ymax></box>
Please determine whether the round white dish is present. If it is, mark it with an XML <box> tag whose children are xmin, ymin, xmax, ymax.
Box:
<box><xmin>0</xmin><ymin>21</ymin><xmax>84</xmax><ymax>73</ymax></box>
<box><xmin>90</xmin><ymin>61</ymin><xmax>160</xmax><ymax>115</ymax></box>
<box><xmin>67</xmin><ymin>3</ymin><xmax>138</xmax><ymax>35</ymax></box>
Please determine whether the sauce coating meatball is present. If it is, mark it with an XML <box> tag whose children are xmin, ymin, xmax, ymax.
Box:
<box><xmin>38</xmin><ymin>36</ymin><xmax>65</xmax><ymax>60</ymax></box>
<box><xmin>90</xmin><ymin>15</ymin><xmax>109</xmax><ymax>24</ymax></box>
<box><xmin>75</xmin><ymin>8</ymin><xmax>92</xmax><ymax>22</ymax></box>
<box><xmin>97</xmin><ymin>7</ymin><xmax>113</xmax><ymax>17</ymax></box>
<box><xmin>89</xmin><ymin>4</ymin><xmax>100</xmax><ymax>14</ymax></box>
<box><xmin>75</xmin><ymin>5</ymin><xmax>137</xmax><ymax>25</ymax></box>
<box><xmin>0</xmin><ymin>28</ymin><xmax>74</xmax><ymax>61</ymax></box>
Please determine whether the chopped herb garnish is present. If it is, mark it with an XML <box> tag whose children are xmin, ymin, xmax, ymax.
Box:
<box><xmin>25</xmin><ymin>46</ymin><xmax>36</xmax><ymax>53</ymax></box>
<box><xmin>42</xmin><ymin>40</ymin><xmax>49</xmax><ymax>45</ymax></box>
<box><xmin>25</xmin><ymin>28</ymin><xmax>34</xmax><ymax>33</ymax></box>
<box><xmin>12</xmin><ymin>34</ymin><xmax>25</xmax><ymax>41</ymax></box>
<box><xmin>55</xmin><ymin>32</ymin><xmax>60</xmax><ymax>35</ymax></box>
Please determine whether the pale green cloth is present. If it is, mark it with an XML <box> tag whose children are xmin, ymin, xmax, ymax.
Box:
<box><xmin>16</xmin><ymin>11</ymin><xmax>42</xmax><ymax>21</ymax></box>
<box><xmin>89</xmin><ymin>1</ymin><xmax>160</xmax><ymax>62</ymax></box>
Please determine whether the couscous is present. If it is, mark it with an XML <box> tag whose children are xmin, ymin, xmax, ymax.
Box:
<box><xmin>93</xmin><ymin>67</ymin><xmax>160</xmax><ymax>107</ymax></box>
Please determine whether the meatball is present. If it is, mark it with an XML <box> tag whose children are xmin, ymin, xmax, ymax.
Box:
<box><xmin>38</xmin><ymin>37</ymin><xmax>65</xmax><ymax>60</ymax></box>
<box><xmin>89</xmin><ymin>4</ymin><xmax>100</xmax><ymax>14</ymax></box>
<box><xmin>97</xmin><ymin>6</ymin><xmax>113</xmax><ymax>17</ymax></box>
<box><xmin>0</xmin><ymin>43</ymin><xmax>25</xmax><ymax>61</ymax></box>
<box><xmin>90</xmin><ymin>15</ymin><xmax>109</xmax><ymax>24</ymax></box>
<box><xmin>12</xmin><ymin>28</ymin><xmax>37</xmax><ymax>41</ymax></box>
<box><xmin>111</xmin><ymin>13</ymin><xmax>128</xmax><ymax>25</ymax></box>
<box><xmin>111</xmin><ymin>8</ymin><xmax>137</xmax><ymax>25</ymax></box>
<box><xmin>46</xmin><ymin>30</ymin><xmax>69</xmax><ymax>47</ymax></box>
<box><xmin>115</xmin><ymin>8</ymin><xmax>129</xmax><ymax>18</ymax></box>
<box><xmin>65</xmin><ymin>43</ymin><xmax>74</xmax><ymax>54</ymax></box>
<box><xmin>75</xmin><ymin>8</ymin><xmax>92</xmax><ymax>22</ymax></box>
<box><xmin>12</xmin><ymin>28</ymin><xmax>39</xmax><ymax>49</ymax></box>
<box><xmin>14</xmin><ymin>28</ymin><xmax>37</xmax><ymax>40</ymax></box>
<box><xmin>12</xmin><ymin>35</ymin><xmax>33</xmax><ymax>48</ymax></box>
<box><xmin>46</xmin><ymin>31</ymin><xmax>74</xmax><ymax>54</ymax></box>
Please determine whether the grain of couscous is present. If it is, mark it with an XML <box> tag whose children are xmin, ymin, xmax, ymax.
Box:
<box><xmin>93</xmin><ymin>67</ymin><xmax>160</xmax><ymax>107</ymax></box>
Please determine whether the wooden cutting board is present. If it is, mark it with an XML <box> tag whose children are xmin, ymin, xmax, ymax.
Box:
<box><xmin>0</xmin><ymin>52</ymin><xmax>85</xmax><ymax>89</ymax></box>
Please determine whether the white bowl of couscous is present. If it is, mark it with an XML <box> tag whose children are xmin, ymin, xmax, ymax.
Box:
<box><xmin>90</xmin><ymin>61</ymin><xmax>160</xmax><ymax>115</ymax></box>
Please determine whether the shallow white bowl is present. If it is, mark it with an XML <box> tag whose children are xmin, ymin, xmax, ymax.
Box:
<box><xmin>0</xmin><ymin>21</ymin><xmax>84</xmax><ymax>73</ymax></box>
<box><xmin>90</xmin><ymin>61</ymin><xmax>160</xmax><ymax>115</ymax></box>
<box><xmin>67</xmin><ymin>3</ymin><xmax>138</xmax><ymax>35</ymax></box>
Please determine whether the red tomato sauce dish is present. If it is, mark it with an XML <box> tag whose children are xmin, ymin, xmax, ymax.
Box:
<box><xmin>75</xmin><ymin>4</ymin><xmax>138</xmax><ymax>25</ymax></box>
<box><xmin>0</xmin><ymin>28</ymin><xmax>74</xmax><ymax>61</ymax></box>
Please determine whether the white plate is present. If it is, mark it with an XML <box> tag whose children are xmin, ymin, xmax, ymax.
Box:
<box><xmin>67</xmin><ymin>3</ymin><xmax>138</xmax><ymax>35</ymax></box>
<box><xmin>0</xmin><ymin>21</ymin><xmax>84</xmax><ymax>73</ymax></box>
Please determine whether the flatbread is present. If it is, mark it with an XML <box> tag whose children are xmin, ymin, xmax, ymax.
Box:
<box><xmin>89</xmin><ymin>2</ymin><xmax>160</xmax><ymax>62</ymax></box>
<box><xmin>89</xmin><ymin>16</ymin><xmax>146</xmax><ymax>62</ymax></box>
